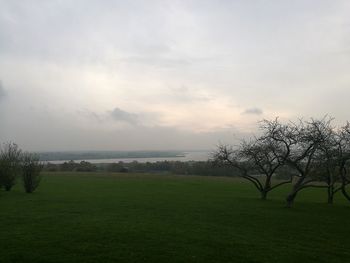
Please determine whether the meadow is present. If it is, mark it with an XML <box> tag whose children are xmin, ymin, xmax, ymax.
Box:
<box><xmin>1</xmin><ymin>172</ymin><xmax>350</xmax><ymax>263</ymax></box>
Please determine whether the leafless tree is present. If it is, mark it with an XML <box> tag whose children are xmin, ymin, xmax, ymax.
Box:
<box><xmin>311</xmin><ymin>145</ymin><xmax>339</xmax><ymax>204</ymax></box>
<box><xmin>335</xmin><ymin>123</ymin><xmax>350</xmax><ymax>201</ymax></box>
<box><xmin>214</xmin><ymin>117</ymin><xmax>350</xmax><ymax>207</ymax></box>
<box><xmin>263</xmin><ymin>117</ymin><xmax>334</xmax><ymax>207</ymax></box>
<box><xmin>239</xmin><ymin>137</ymin><xmax>292</xmax><ymax>199</ymax></box>
<box><xmin>212</xmin><ymin>144</ymin><xmax>251</xmax><ymax>179</ymax></box>
<box><xmin>213</xmin><ymin>135</ymin><xmax>292</xmax><ymax>200</ymax></box>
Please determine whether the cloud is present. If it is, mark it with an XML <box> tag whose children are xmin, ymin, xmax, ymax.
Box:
<box><xmin>242</xmin><ymin>107</ymin><xmax>263</xmax><ymax>115</ymax></box>
<box><xmin>0</xmin><ymin>81</ymin><xmax>6</xmax><ymax>100</ymax></box>
<box><xmin>109</xmin><ymin>107</ymin><xmax>138</xmax><ymax>124</ymax></box>
<box><xmin>1</xmin><ymin>1</ymin><xmax>350</xmax><ymax>151</ymax></box>
<box><xmin>168</xmin><ymin>85</ymin><xmax>211</xmax><ymax>103</ymax></box>
<box><xmin>117</xmin><ymin>56</ymin><xmax>191</xmax><ymax>68</ymax></box>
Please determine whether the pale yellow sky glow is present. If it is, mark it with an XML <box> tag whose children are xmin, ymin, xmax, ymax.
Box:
<box><xmin>0</xmin><ymin>0</ymin><xmax>349</xmax><ymax>151</ymax></box>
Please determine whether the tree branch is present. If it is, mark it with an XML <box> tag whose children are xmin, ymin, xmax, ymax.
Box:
<box><xmin>268</xmin><ymin>177</ymin><xmax>293</xmax><ymax>192</ymax></box>
<box><xmin>242</xmin><ymin>175</ymin><xmax>263</xmax><ymax>192</ymax></box>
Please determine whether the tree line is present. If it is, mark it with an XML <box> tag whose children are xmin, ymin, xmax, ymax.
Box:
<box><xmin>213</xmin><ymin>117</ymin><xmax>350</xmax><ymax>207</ymax></box>
<box><xmin>44</xmin><ymin>159</ymin><xmax>241</xmax><ymax>177</ymax></box>
<box><xmin>0</xmin><ymin>143</ymin><xmax>42</xmax><ymax>193</ymax></box>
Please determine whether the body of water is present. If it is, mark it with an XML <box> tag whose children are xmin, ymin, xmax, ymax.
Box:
<box><xmin>46</xmin><ymin>151</ymin><xmax>211</xmax><ymax>164</ymax></box>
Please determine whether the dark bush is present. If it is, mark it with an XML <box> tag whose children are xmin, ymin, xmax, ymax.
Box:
<box><xmin>0</xmin><ymin>142</ymin><xmax>22</xmax><ymax>191</ymax></box>
<box><xmin>21</xmin><ymin>152</ymin><xmax>43</xmax><ymax>193</ymax></box>
<box><xmin>76</xmin><ymin>161</ymin><xmax>97</xmax><ymax>172</ymax></box>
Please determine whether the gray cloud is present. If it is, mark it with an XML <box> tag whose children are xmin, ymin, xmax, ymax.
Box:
<box><xmin>0</xmin><ymin>81</ymin><xmax>6</xmax><ymax>100</ymax></box>
<box><xmin>242</xmin><ymin>107</ymin><xmax>263</xmax><ymax>115</ymax></box>
<box><xmin>77</xmin><ymin>109</ymin><xmax>103</xmax><ymax>123</ymax></box>
<box><xmin>109</xmin><ymin>107</ymin><xmax>138</xmax><ymax>125</ymax></box>
<box><xmin>1</xmin><ymin>1</ymin><xmax>350</xmax><ymax>151</ymax></box>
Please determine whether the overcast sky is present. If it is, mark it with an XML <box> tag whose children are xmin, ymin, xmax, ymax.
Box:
<box><xmin>0</xmin><ymin>0</ymin><xmax>350</xmax><ymax>151</ymax></box>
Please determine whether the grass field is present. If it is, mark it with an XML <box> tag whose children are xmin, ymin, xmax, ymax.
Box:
<box><xmin>1</xmin><ymin>172</ymin><xmax>350</xmax><ymax>263</ymax></box>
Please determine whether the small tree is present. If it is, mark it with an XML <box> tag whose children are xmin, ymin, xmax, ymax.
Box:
<box><xmin>213</xmin><ymin>138</ymin><xmax>291</xmax><ymax>200</ymax></box>
<box><xmin>240</xmin><ymin>137</ymin><xmax>292</xmax><ymax>199</ymax></box>
<box><xmin>263</xmin><ymin>117</ymin><xmax>334</xmax><ymax>207</ymax></box>
<box><xmin>335</xmin><ymin>123</ymin><xmax>350</xmax><ymax>201</ymax></box>
<box><xmin>312</xmin><ymin>127</ymin><xmax>343</xmax><ymax>204</ymax></box>
<box><xmin>213</xmin><ymin>144</ymin><xmax>256</xmax><ymax>187</ymax></box>
<box><xmin>21</xmin><ymin>152</ymin><xmax>43</xmax><ymax>193</ymax></box>
<box><xmin>309</xmin><ymin>122</ymin><xmax>350</xmax><ymax>204</ymax></box>
<box><xmin>0</xmin><ymin>142</ymin><xmax>22</xmax><ymax>191</ymax></box>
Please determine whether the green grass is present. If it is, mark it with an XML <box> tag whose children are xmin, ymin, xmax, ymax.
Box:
<box><xmin>1</xmin><ymin>172</ymin><xmax>350</xmax><ymax>263</ymax></box>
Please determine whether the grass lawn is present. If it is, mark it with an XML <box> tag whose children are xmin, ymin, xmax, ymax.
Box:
<box><xmin>1</xmin><ymin>172</ymin><xmax>350</xmax><ymax>263</ymax></box>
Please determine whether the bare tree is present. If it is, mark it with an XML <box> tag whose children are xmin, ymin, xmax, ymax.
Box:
<box><xmin>214</xmin><ymin>117</ymin><xmax>350</xmax><ymax>206</ymax></box>
<box><xmin>294</xmin><ymin>121</ymin><xmax>350</xmax><ymax>204</ymax></box>
<box><xmin>311</xmin><ymin>125</ymin><xmax>344</xmax><ymax>204</ymax></box>
<box><xmin>213</xmin><ymin>136</ymin><xmax>291</xmax><ymax>200</ymax></box>
<box><xmin>213</xmin><ymin>144</ymin><xmax>261</xmax><ymax>193</ymax></box>
<box><xmin>335</xmin><ymin>123</ymin><xmax>350</xmax><ymax>201</ymax></box>
<box><xmin>263</xmin><ymin>117</ymin><xmax>334</xmax><ymax>207</ymax></box>
<box><xmin>239</xmin><ymin>137</ymin><xmax>292</xmax><ymax>199</ymax></box>
<box><xmin>0</xmin><ymin>142</ymin><xmax>22</xmax><ymax>191</ymax></box>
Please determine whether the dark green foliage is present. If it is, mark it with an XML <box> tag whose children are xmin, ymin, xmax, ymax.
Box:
<box><xmin>44</xmin><ymin>160</ymin><xmax>240</xmax><ymax>177</ymax></box>
<box><xmin>45</xmin><ymin>162</ymin><xmax>59</xmax><ymax>172</ymax></box>
<box><xmin>21</xmin><ymin>152</ymin><xmax>43</xmax><ymax>193</ymax></box>
<box><xmin>58</xmin><ymin>160</ymin><xmax>97</xmax><ymax>172</ymax></box>
<box><xmin>0</xmin><ymin>142</ymin><xmax>21</xmax><ymax>191</ymax></box>
<box><xmin>60</xmin><ymin>160</ymin><xmax>78</xmax><ymax>171</ymax></box>
<box><xmin>0</xmin><ymin>173</ymin><xmax>350</xmax><ymax>263</ymax></box>
<box><xmin>75</xmin><ymin>161</ymin><xmax>97</xmax><ymax>172</ymax></box>
<box><xmin>105</xmin><ymin>162</ymin><xmax>129</xmax><ymax>172</ymax></box>
<box><xmin>39</xmin><ymin>150</ymin><xmax>183</xmax><ymax>161</ymax></box>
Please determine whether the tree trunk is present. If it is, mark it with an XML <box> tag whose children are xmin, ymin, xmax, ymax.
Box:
<box><xmin>286</xmin><ymin>176</ymin><xmax>305</xmax><ymax>208</ymax></box>
<box><xmin>286</xmin><ymin>192</ymin><xmax>296</xmax><ymax>208</ymax></box>
<box><xmin>327</xmin><ymin>193</ymin><xmax>334</xmax><ymax>204</ymax></box>
<box><xmin>338</xmin><ymin>166</ymin><xmax>350</xmax><ymax>202</ymax></box>
<box><xmin>341</xmin><ymin>185</ymin><xmax>350</xmax><ymax>202</ymax></box>
<box><xmin>260</xmin><ymin>175</ymin><xmax>272</xmax><ymax>200</ymax></box>
<box><xmin>327</xmin><ymin>186</ymin><xmax>334</xmax><ymax>204</ymax></box>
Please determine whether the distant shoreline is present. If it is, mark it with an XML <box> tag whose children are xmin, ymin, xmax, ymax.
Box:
<box><xmin>38</xmin><ymin>150</ymin><xmax>210</xmax><ymax>163</ymax></box>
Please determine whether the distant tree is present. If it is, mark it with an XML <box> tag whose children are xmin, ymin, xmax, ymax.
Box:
<box><xmin>0</xmin><ymin>142</ymin><xmax>22</xmax><ymax>191</ymax></box>
<box><xmin>60</xmin><ymin>160</ymin><xmax>77</xmax><ymax>171</ymax></box>
<box><xmin>44</xmin><ymin>162</ymin><xmax>59</xmax><ymax>172</ymax></box>
<box><xmin>102</xmin><ymin>160</ymin><xmax>240</xmax><ymax>177</ymax></box>
<box><xmin>21</xmin><ymin>152</ymin><xmax>43</xmax><ymax>193</ymax></box>
<box><xmin>76</xmin><ymin>161</ymin><xmax>97</xmax><ymax>172</ymax></box>
<box><xmin>106</xmin><ymin>162</ymin><xmax>125</xmax><ymax>173</ymax></box>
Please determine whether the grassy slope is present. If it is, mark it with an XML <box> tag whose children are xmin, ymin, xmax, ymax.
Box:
<box><xmin>1</xmin><ymin>172</ymin><xmax>350</xmax><ymax>263</ymax></box>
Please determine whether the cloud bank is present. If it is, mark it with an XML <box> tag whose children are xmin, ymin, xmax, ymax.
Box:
<box><xmin>0</xmin><ymin>0</ymin><xmax>349</xmax><ymax>150</ymax></box>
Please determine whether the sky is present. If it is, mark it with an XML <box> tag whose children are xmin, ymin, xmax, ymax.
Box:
<box><xmin>0</xmin><ymin>0</ymin><xmax>350</xmax><ymax>151</ymax></box>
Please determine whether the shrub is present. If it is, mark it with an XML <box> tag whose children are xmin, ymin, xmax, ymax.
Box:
<box><xmin>0</xmin><ymin>142</ymin><xmax>22</xmax><ymax>191</ymax></box>
<box><xmin>21</xmin><ymin>152</ymin><xmax>43</xmax><ymax>193</ymax></box>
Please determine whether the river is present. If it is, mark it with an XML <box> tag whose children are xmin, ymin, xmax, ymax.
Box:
<box><xmin>45</xmin><ymin>151</ymin><xmax>211</xmax><ymax>164</ymax></box>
